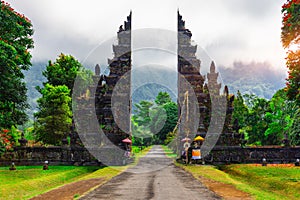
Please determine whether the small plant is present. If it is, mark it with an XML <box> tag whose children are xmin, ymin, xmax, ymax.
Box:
<box><xmin>73</xmin><ymin>193</ymin><xmax>80</xmax><ymax>199</ymax></box>
<box><xmin>100</xmin><ymin>124</ymin><xmax>105</xmax><ymax>129</ymax></box>
<box><xmin>0</xmin><ymin>129</ymin><xmax>13</xmax><ymax>155</ymax></box>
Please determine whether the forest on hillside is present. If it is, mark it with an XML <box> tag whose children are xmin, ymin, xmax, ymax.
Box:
<box><xmin>24</xmin><ymin>61</ymin><xmax>286</xmax><ymax>119</ymax></box>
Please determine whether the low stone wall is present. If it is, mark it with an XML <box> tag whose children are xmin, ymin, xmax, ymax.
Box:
<box><xmin>205</xmin><ymin>146</ymin><xmax>300</xmax><ymax>164</ymax></box>
<box><xmin>0</xmin><ymin>146</ymin><xmax>101</xmax><ymax>166</ymax></box>
<box><xmin>1</xmin><ymin>145</ymin><xmax>299</xmax><ymax>166</ymax></box>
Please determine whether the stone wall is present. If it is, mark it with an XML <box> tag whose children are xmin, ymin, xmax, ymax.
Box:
<box><xmin>205</xmin><ymin>146</ymin><xmax>300</xmax><ymax>164</ymax></box>
<box><xmin>1</xmin><ymin>145</ymin><xmax>299</xmax><ymax>166</ymax></box>
<box><xmin>0</xmin><ymin>146</ymin><xmax>101</xmax><ymax>166</ymax></box>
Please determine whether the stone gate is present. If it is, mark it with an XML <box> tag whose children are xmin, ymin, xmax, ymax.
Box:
<box><xmin>1</xmin><ymin>11</ymin><xmax>299</xmax><ymax>166</ymax></box>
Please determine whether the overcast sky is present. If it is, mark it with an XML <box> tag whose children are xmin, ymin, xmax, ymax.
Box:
<box><xmin>6</xmin><ymin>0</ymin><xmax>287</xmax><ymax>72</ymax></box>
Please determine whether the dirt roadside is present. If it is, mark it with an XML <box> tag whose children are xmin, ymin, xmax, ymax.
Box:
<box><xmin>30</xmin><ymin>178</ymin><xmax>105</xmax><ymax>200</ymax></box>
<box><xmin>199</xmin><ymin>176</ymin><xmax>253</xmax><ymax>200</ymax></box>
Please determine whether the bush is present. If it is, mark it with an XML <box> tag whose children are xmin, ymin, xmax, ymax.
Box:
<box><xmin>0</xmin><ymin>129</ymin><xmax>13</xmax><ymax>154</ymax></box>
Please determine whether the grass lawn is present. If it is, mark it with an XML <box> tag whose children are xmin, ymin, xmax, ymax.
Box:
<box><xmin>131</xmin><ymin>146</ymin><xmax>146</xmax><ymax>154</ymax></box>
<box><xmin>161</xmin><ymin>145</ymin><xmax>177</xmax><ymax>158</ymax></box>
<box><xmin>178</xmin><ymin>163</ymin><xmax>300</xmax><ymax>200</ymax></box>
<box><xmin>161</xmin><ymin>145</ymin><xmax>300</xmax><ymax>199</ymax></box>
<box><xmin>220</xmin><ymin>164</ymin><xmax>300</xmax><ymax>200</ymax></box>
<box><xmin>0</xmin><ymin>146</ymin><xmax>152</xmax><ymax>200</ymax></box>
<box><xmin>0</xmin><ymin>165</ymin><xmax>101</xmax><ymax>199</ymax></box>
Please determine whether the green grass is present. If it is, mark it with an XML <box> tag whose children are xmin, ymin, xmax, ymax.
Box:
<box><xmin>220</xmin><ymin>164</ymin><xmax>300</xmax><ymax>200</ymax></box>
<box><xmin>0</xmin><ymin>166</ymin><xmax>100</xmax><ymax>199</ymax></box>
<box><xmin>0</xmin><ymin>147</ymin><xmax>152</xmax><ymax>200</ymax></box>
<box><xmin>161</xmin><ymin>145</ymin><xmax>177</xmax><ymax>158</ymax></box>
<box><xmin>131</xmin><ymin>146</ymin><xmax>146</xmax><ymax>154</ymax></box>
<box><xmin>178</xmin><ymin>163</ymin><xmax>300</xmax><ymax>200</ymax></box>
<box><xmin>130</xmin><ymin>146</ymin><xmax>152</xmax><ymax>164</ymax></box>
<box><xmin>161</xmin><ymin>145</ymin><xmax>300</xmax><ymax>199</ymax></box>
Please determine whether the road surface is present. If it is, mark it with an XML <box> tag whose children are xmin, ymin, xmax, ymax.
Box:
<box><xmin>80</xmin><ymin>145</ymin><xmax>221</xmax><ymax>200</ymax></box>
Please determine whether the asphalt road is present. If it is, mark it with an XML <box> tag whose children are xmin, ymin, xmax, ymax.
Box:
<box><xmin>80</xmin><ymin>145</ymin><xmax>221</xmax><ymax>200</ymax></box>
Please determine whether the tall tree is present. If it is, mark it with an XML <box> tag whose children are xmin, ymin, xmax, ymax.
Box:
<box><xmin>131</xmin><ymin>125</ymin><xmax>154</xmax><ymax>147</ymax></box>
<box><xmin>281</xmin><ymin>0</ymin><xmax>300</xmax><ymax>105</ymax></box>
<box><xmin>281</xmin><ymin>0</ymin><xmax>300</xmax><ymax>48</ymax></box>
<box><xmin>0</xmin><ymin>1</ymin><xmax>34</xmax><ymax>128</ymax></box>
<box><xmin>39</xmin><ymin>53</ymin><xmax>93</xmax><ymax>101</ymax></box>
<box><xmin>158</xmin><ymin>102</ymin><xmax>178</xmax><ymax>143</ymax></box>
<box><xmin>41</xmin><ymin>53</ymin><xmax>83</xmax><ymax>93</ymax></box>
<box><xmin>289</xmin><ymin>108</ymin><xmax>300</xmax><ymax>145</ymax></box>
<box><xmin>243</xmin><ymin>94</ymin><xmax>270</xmax><ymax>145</ymax></box>
<box><xmin>132</xmin><ymin>92</ymin><xmax>178</xmax><ymax>145</ymax></box>
<box><xmin>34</xmin><ymin>84</ymin><xmax>72</xmax><ymax>145</ymax></box>
<box><xmin>264</xmin><ymin>89</ymin><xmax>294</xmax><ymax>145</ymax></box>
<box><xmin>131</xmin><ymin>100</ymin><xmax>155</xmax><ymax>146</ymax></box>
<box><xmin>232</xmin><ymin>90</ymin><xmax>249</xmax><ymax>130</ymax></box>
<box><xmin>150</xmin><ymin>92</ymin><xmax>177</xmax><ymax>144</ymax></box>
<box><xmin>35</xmin><ymin>54</ymin><xmax>92</xmax><ymax>145</ymax></box>
<box><xmin>232</xmin><ymin>90</ymin><xmax>299</xmax><ymax>146</ymax></box>
<box><xmin>155</xmin><ymin>91</ymin><xmax>172</xmax><ymax>106</ymax></box>
<box><xmin>133</xmin><ymin>100</ymin><xmax>154</xmax><ymax>126</ymax></box>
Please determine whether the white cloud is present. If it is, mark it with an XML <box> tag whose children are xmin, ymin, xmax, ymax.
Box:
<box><xmin>6</xmin><ymin>0</ymin><xmax>286</xmax><ymax>71</ymax></box>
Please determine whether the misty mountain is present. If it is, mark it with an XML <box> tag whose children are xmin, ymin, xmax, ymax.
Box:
<box><xmin>131</xmin><ymin>66</ymin><xmax>177</xmax><ymax>112</ymax></box>
<box><xmin>24</xmin><ymin>61</ymin><xmax>286</xmax><ymax>118</ymax></box>
<box><xmin>218</xmin><ymin>62</ymin><xmax>286</xmax><ymax>99</ymax></box>
<box><xmin>23</xmin><ymin>62</ymin><xmax>46</xmax><ymax>119</ymax></box>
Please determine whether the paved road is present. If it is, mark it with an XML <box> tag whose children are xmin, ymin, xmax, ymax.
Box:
<box><xmin>81</xmin><ymin>145</ymin><xmax>220</xmax><ymax>200</ymax></box>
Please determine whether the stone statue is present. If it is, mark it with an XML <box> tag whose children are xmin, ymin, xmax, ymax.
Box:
<box><xmin>224</xmin><ymin>85</ymin><xmax>229</xmax><ymax>96</ymax></box>
<box><xmin>119</xmin><ymin>25</ymin><xmax>124</xmax><ymax>32</ymax></box>
<box><xmin>95</xmin><ymin>64</ymin><xmax>100</xmax><ymax>76</ymax></box>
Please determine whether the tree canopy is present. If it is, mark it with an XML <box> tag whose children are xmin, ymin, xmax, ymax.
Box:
<box><xmin>232</xmin><ymin>90</ymin><xmax>299</xmax><ymax>146</ymax></box>
<box><xmin>41</xmin><ymin>53</ymin><xmax>83</xmax><ymax>93</ymax></box>
<box><xmin>232</xmin><ymin>90</ymin><xmax>248</xmax><ymax>129</ymax></box>
<box><xmin>281</xmin><ymin>0</ymin><xmax>300</xmax><ymax>48</ymax></box>
<box><xmin>34</xmin><ymin>54</ymin><xmax>91</xmax><ymax>145</ymax></box>
<box><xmin>281</xmin><ymin>0</ymin><xmax>300</xmax><ymax>105</ymax></box>
<box><xmin>0</xmin><ymin>1</ymin><xmax>34</xmax><ymax>129</ymax></box>
<box><xmin>133</xmin><ymin>100</ymin><xmax>154</xmax><ymax>127</ymax></box>
<box><xmin>131</xmin><ymin>92</ymin><xmax>178</xmax><ymax>145</ymax></box>
<box><xmin>155</xmin><ymin>91</ymin><xmax>172</xmax><ymax>106</ymax></box>
<box><xmin>34</xmin><ymin>84</ymin><xmax>72</xmax><ymax>145</ymax></box>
